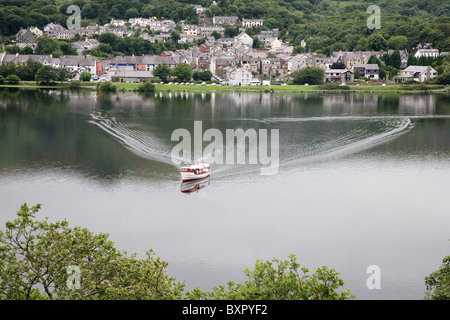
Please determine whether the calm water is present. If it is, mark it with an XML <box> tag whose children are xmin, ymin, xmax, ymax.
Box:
<box><xmin>0</xmin><ymin>88</ymin><xmax>449</xmax><ymax>300</ymax></box>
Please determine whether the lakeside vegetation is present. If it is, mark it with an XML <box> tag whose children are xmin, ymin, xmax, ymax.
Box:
<box><xmin>0</xmin><ymin>81</ymin><xmax>447</xmax><ymax>94</ymax></box>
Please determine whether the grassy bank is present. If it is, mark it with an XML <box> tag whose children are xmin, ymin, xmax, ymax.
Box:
<box><xmin>0</xmin><ymin>82</ymin><xmax>447</xmax><ymax>93</ymax></box>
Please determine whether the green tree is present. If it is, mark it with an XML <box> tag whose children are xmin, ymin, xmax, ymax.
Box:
<box><xmin>368</xmin><ymin>34</ymin><xmax>386</xmax><ymax>51</ymax></box>
<box><xmin>425</xmin><ymin>249</ymin><xmax>450</xmax><ymax>300</ymax></box>
<box><xmin>137</xmin><ymin>80</ymin><xmax>155</xmax><ymax>94</ymax></box>
<box><xmin>35</xmin><ymin>65</ymin><xmax>59</xmax><ymax>85</ymax></box>
<box><xmin>188</xmin><ymin>255</ymin><xmax>354</xmax><ymax>300</ymax></box>
<box><xmin>0</xmin><ymin>203</ymin><xmax>185</xmax><ymax>300</ymax></box>
<box><xmin>153</xmin><ymin>64</ymin><xmax>171</xmax><ymax>82</ymax></box>
<box><xmin>5</xmin><ymin>74</ymin><xmax>20</xmax><ymax>85</ymax></box>
<box><xmin>291</xmin><ymin>66</ymin><xmax>324</xmax><ymax>85</ymax></box>
<box><xmin>386</xmin><ymin>35</ymin><xmax>408</xmax><ymax>50</ymax></box>
<box><xmin>436</xmin><ymin>72</ymin><xmax>450</xmax><ymax>85</ymax></box>
<box><xmin>80</xmin><ymin>72</ymin><xmax>91</xmax><ymax>82</ymax></box>
<box><xmin>171</xmin><ymin>63</ymin><xmax>192</xmax><ymax>82</ymax></box>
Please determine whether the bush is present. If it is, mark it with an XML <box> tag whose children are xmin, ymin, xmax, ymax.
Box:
<box><xmin>5</xmin><ymin>74</ymin><xmax>20</xmax><ymax>85</ymax></box>
<box><xmin>97</xmin><ymin>81</ymin><xmax>117</xmax><ymax>92</ymax></box>
<box><xmin>80</xmin><ymin>71</ymin><xmax>91</xmax><ymax>82</ymax></box>
<box><xmin>0</xmin><ymin>75</ymin><xmax>5</xmax><ymax>84</ymax></box>
<box><xmin>137</xmin><ymin>80</ymin><xmax>155</xmax><ymax>93</ymax></box>
<box><xmin>436</xmin><ymin>72</ymin><xmax>450</xmax><ymax>85</ymax></box>
<box><xmin>69</xmin><ymin>80</ymin><xmax>81</xmax><ymax>89</ymax></box>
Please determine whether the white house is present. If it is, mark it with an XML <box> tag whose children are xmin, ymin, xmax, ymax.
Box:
<box><xmin>396</xmin><ymin>65</ymin><xmax>438</xmax><ymax>82</ymax></box>
<box><xmin>234</xmin><ymin>32</ymin><xmax>253</xmax><ymax>47</ymax></box>
<box><xmin>414</xmin><ymin>49</ymin><xmax>439</xmax><ymax>59</ymax></box>
<box><xmin>224</xmin><ymin>66</ymin><xmax>253</xmax><ymax>86</ymax></box>
<box><xmin>242</xmin><ymin>19</ymin><xmax>263</xmax><ymax>27</ymax></box>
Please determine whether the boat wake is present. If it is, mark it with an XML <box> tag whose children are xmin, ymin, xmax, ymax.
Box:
<box><xmin>89</xmin><ymin>112</ymin><xmax>416</xmax><ymax>181</ymax></box>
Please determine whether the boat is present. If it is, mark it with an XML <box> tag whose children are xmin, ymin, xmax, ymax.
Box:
<box><xmin>180</xmin><ymin>162</ymin><xmax>211</xmax><ymax>181</ymax></box>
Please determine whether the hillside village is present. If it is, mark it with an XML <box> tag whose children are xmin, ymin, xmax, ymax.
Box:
<box><xmin>1</xmin><ymin>4</ymin><xmax>447</xmax><ymax>86</ymax></box>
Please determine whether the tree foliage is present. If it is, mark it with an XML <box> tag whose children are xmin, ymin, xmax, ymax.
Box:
<box><xmin>425</xmin><ymin>245</ymin><xmax>450</xmax><ymax>300</ymax></box>
<box><xmin>291</xmin><ymin>66</ymin><xmax>324</xmax><ymax>85</ymax></box>
<box><xmin>188</xmin><ymin>255</ymin><xmax>354</xmax><ymax>300</ymax></box>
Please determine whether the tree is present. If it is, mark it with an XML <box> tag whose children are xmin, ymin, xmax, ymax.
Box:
<box><xmin>367</xmin><ymin>33</ymin><xmax>386</xmax><ymax>51</ymax></box>
<box><xmin>291</xmin><ymin>66</ymin><xmax>324</xmax><ymax>85</ymax></box>
<box><xmin>5</xmin><ymin>74</ymin><xmax>20</xmax><ymax>85</ymax></box>
<box><xmin>0</xmin><ymin>203</ymin><xmax>186</xmax><ymax>300</ymax></box>
<box><xmin>293</xmin><ymin>45</ymin><xmax>306</xmax><ymax>54</ymax></box>
<box><xmin>57</xmin><ymin>68</ymin><xmax>72</xmax><ymax>83</ymax></box>
<box><xmin>171</xmin><ymin>63</ymin><xmax>192</xmax><ymax>82</ymax></box>
<box><xmin>35</xmin><ymin>65</ymin><xmax>59</xmax><ymax>85</ymax></box>
<box><xmin>137</xmin><ymin>80</ymin><xmax>155</xmax><ymax>94</ymax></box>
<box><xmin>425</xmin><ymin>249</ymin><xmax>450</xmax><ymax>300</ymax></box>
<box><xmin>211</xmin><ymin>31</ymin><xmax>221</xmax><ymax>40</ymax></box>
<box><xmin>188</xmin><ymin>255</ymin><xmax>354</xmax><ymax>300</ymax></box>
<box><xmin>193</xmin><ymin>70</ymin><xmax>213</xmax><ymax>82</ymax></box>
<box><xmin>353</xmin><ymin>67</ymin><xmax>361</xmax><ymax>79</ymax></box>
<box><xmin>387</xmin><ymin>35</ymin><xmax>408</xmax><ymax>50</ymax></box>
<box><xmin>153</xmin><ymin>64</ymin><xmax>171</xmax><ymax>83</ymax></box>
<box><xmin>436</xmin><ymin>72</ymin><xmax>450</xmax><ymax>85</ymax></box>
<box><xmin>80</xmin><ymin>72</ymin><xmax>91</xmax><ymax>82</ymax></box>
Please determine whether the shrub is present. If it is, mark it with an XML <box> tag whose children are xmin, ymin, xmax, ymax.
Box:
<box><xmin>97</xmin><ymin>81</ymin><xmax>117</xmax><ymax>92</ymax></box>
<box><xmin>0</xmin><ymin>75</ymin><xmax>5</xmax><ymax>84</ymax></box>
<box><xmin>80</xmin><ymin>71</ymin><xmax>91</xmax><ymax>82</ymax></box>
<box><xmin>137</xmin><ymin>80</ymin><xmax>155</xmax><ymax>93</ymax></box>
<box><xmin>5</xmin><ymin>74</ymin><xmax>20</xmax><ymax>85</ymax></box>
<box><xmin>69</xmin><ymin>80</ymin><xmax>81</xmax><ymax>89</ymax></box>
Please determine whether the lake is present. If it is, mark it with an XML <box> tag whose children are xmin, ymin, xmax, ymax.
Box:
<box><xmin>0</xmin><ymin>88</ymin><xmax>449</xmax><ymax>300</ymax></box>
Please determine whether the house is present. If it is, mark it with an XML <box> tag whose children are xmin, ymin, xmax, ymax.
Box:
<box><xmin>224</xmin><ymin>66</ymin><xmax>253</xmax><ymax>86</ymax></box>
<box><xmin>110</xmin><ymin>19</ymin><xmax>126</xmax><ymax>27</ymax></box>
<box><xmin>182</xmin><ymin>24</ymin><xmax>198</xmax><ymax>36</ymax></box>
<box><xmin>353</xmin><ymin>64</ymin><xmax>379</xmax><ymax>80</ymax></box>
<box><xmin>59</xmin><ymin>55</ymin><xmax>99</xmax><ymax>78</ymax></box>
<box><xmin>242</xmin><ymin>19</ymin><xmax>263</xmax><ymax>27</ymax></box>
<box><xmin>213</xmin><ymin>16</ymin><xmax>239</xmax><ymax>26</ymax></box>
<box><xmin>324</xmin><ymin>69</ymin><xmax>354</xmax><ymax>83</ymax></box>
<box><xmin>29</xmin><ymin>27</ymin><xmax>43</xmax><ymax>38</ymax></box>
<box><xmin>71</xmin><ymin>39</ymin><xmax>100</xmax><ymax>55</ymax></box>
<box><xmin>198</xmin><ymin>26</ymin><xmax>224</xmax><ymax>38</ymax></box>
<box><xmin>395</xmin><ymin>65</ymin><xmax>438</xmax><ymax>82</ymax></box>
<box><xmin>234</xmin><ymin>32</ymin><xmax>253</xmax><ymax>47</ymax></box>
<box><xmin>16</xmin><ymin>28</ymin><xmax>37</xmax><ymax>43</ymax></box>
<box><xmin>414</xmin><ymin>49</ymin><xmax>439</xmax><ymax>59</ymax></box>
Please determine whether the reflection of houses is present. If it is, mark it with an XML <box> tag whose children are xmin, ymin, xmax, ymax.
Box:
<box><xmin>323</xmin><ymin>94</ymin><xmax>378</xmax><ymax>112</ymax></box>
<box><xmin>324</xmin><ymin>69</ymin><xmax>354</xmax><ymax>83</ymax></box>
<box><xmin>353</xmin><ymin>64</ymin><xmax>379</xmax><ymax>80</ymax></box>
<box><xmin>395</xmin><ymin>65</ymin><xmax>438</xmax><ymax>82</ymax></box>
<box><xmin>398</xmin><ymin>95</ymin><xmax>436</xmax><ymax>115</ymax></box>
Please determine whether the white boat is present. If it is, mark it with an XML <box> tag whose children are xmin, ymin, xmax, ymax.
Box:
<box><xmin>180</xmin><ymin>163</ymin><xmax>211</xmax><ymax>181</ymax></box>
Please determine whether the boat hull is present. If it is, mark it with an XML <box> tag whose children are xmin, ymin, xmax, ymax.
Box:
<box><xmin>181</xmin><ymin>170</ymin><xmax>211</xmax><ymax>181</ymax></box>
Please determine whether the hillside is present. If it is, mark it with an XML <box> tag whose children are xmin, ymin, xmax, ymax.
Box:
<box><xmin>0</xmin><ymin>0</ymin><xmax>449</xmax><ymax>52</ymax></box>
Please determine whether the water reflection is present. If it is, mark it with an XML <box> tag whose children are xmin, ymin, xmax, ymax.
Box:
<box><xmin>180</xmin><ymin>177</ymin><xmax>211</xmax><ymax>194</ymax></box>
